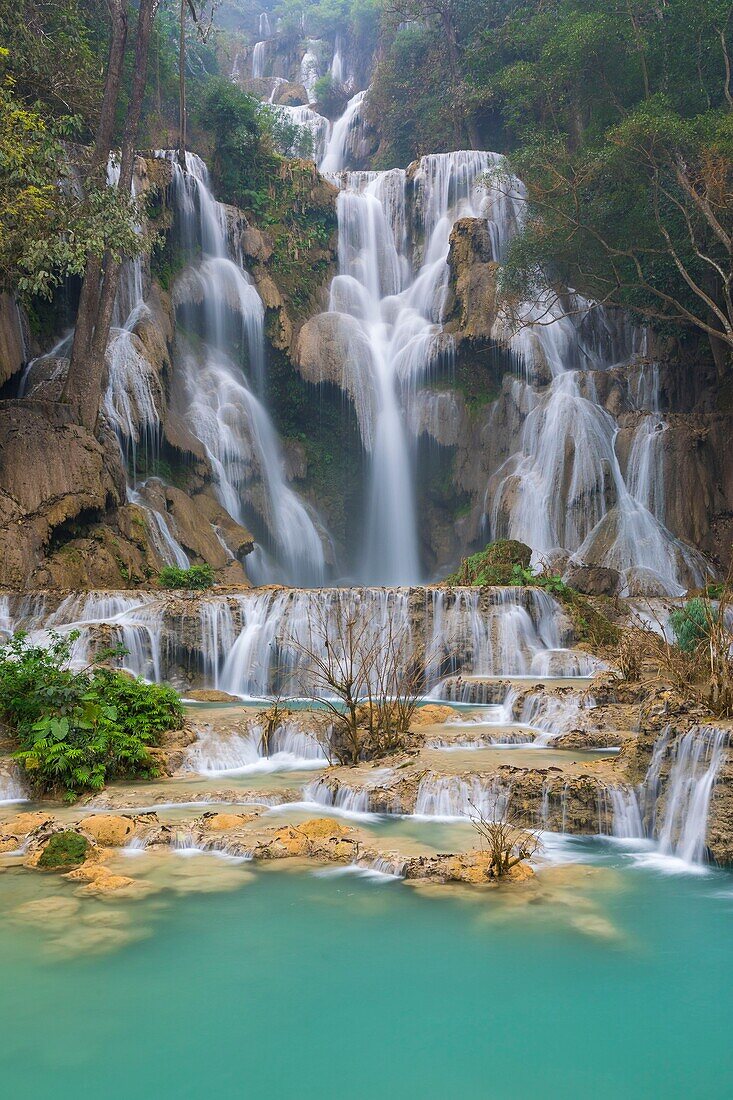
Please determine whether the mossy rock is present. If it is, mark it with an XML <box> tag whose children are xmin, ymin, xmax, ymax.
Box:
<box><xmin>447</xmin><ymin>540</ymin><xmax>532</xmax><ymax>585</ymax></box>
<box><xmin>37</xmin><ymin>831</ymin><xmax>88</xmax><ymax>870</ymax></box>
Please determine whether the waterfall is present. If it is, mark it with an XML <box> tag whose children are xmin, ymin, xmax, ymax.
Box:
<box><xmin>188</xmin><ymin>719</ymin><xmax>326</xmax><ymax>775</ymax></box>
<box><xmin>271</xmin><ymin>104</ymin><xmax>331</xmax><ymax>163</ymax></box>
<box><xmin>608</xmin><ymin>725</ymin><xmax>727</xmax><ymax>865</ymax></box>
<box><xmin>299</xmin><ymin>39</ymin><xmax>323</xmax><ymax>98</ymax></box>
<box><xmin>330</xmin><ymin>36</ymin><xmax>345</xmax><ymax>84</ymax></box>
<box><xmin>414</xmin><ymin>774</ymin><xmax>511</xmax><ymax>820</ymax></box>
<box><xmin>4</xmin><ymin>585</ymin><xmax>579</xmax><ymax>696</ymax></box>
<box><xmin>315</xmin><ymin>150</ymin><xmax>522</xmax><ymax>583</ymax></box>
<box><xmin>319</xmin><ymin>89</ymin><xmax>367</xmax><ymax>175</ymax></box>
<box><xmin>252</xmin><ymin>40</ymin><xmax>267</xmax><ymax>79</ymax></box>
<box><xmin>163</xmin><ymin>151</ymin><xmax>329</xmax><ymax>585</ymax></box>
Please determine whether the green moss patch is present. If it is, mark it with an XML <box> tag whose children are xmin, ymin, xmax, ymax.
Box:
<box><xmin>38</xmin><ymin>831</ymin><xmax>88</xmax><ymax>870</ymax></box>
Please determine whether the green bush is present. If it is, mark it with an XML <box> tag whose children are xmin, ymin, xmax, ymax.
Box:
<box><xmin>313</xmin><ymin>74</ymin><xmax>348</xmax><ymax>120</ymax></box>
<box><xmin>37</xmin><ymin>831</ymin><xmax>88</xmax><ymax>869</ymax></box>
<box><xmin>0</xmin><ymin>632</ymin><xmax>184</xmax><ymax>801</ymax></box>
<box><xmin>445</xmin><ymin>540</ymin><xmax>533</xmax><ymax>585</ymax></box>
<box><xmin>158</xmin><ymin>564</ymin><xmax>215</xmax><ymax>590</ymax></box>
<box><xmin>670</xmin><ymin>598</ymin><xmax>715</xmax><ymax>653</ymax></box>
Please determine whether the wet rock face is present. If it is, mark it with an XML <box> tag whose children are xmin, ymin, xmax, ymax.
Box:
<box><xmin>444</xmin><ymin>217</ymin><xmax>499</xmax><ymax>343</ymax></box>
<box><xmin>563</xmin><ymin>564</ymin><xmax>621</xmax><ymax>597</ymax></box>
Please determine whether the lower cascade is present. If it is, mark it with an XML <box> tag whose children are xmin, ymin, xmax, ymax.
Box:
<box><xmin>608</xmin><ymin>725</ymin><xmax>729</xmax><ymax>864</ymax></box>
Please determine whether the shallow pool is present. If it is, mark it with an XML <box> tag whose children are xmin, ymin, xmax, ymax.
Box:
<box><xmin>1</xmin><ymin>846</ymin><xmax>732</xmax><ymax>1098</ymax></box>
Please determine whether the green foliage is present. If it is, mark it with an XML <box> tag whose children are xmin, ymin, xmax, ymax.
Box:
<box><xmin>671</xmin><ymin>598</ymin><xmax>715</xmax><ymax>653</ymax></box>
<box><xmin>0</xmin><ymin>632</ymin><xmax>183</xmax><ymax>800</ymax></box>
<box><xmin>158</xmin><ymin>564</ymin><xmax>215</xmax><ymax>589</ymax></box>
<box><xmin>313</xmin><ymin>73</ymin><xmax>348</xmax><ymax>120</ymax></box>
<box><xmin>37</xmin><ymin>831</ymin><xmax>88</xmax><ymax>869</ymax></box>
<box><xmin>446</xmin><ymin>539</ymin><xmax>532</xmax><ymax>585</ymax></box>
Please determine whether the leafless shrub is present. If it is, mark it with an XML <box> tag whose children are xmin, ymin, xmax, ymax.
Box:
<box><xmin>289</xmin><ymin>599</ymin><xmax>430</xmax><ymax>765</ymax></box>
<box><xmin>617</xmin><ymin>578</ymin><xmax>733</xmax><ymax>717</ymax></box>
<box><xmin>468</xmin><ymin>799</ymin><xmax>542</xmax><ymax>878</ymax></box>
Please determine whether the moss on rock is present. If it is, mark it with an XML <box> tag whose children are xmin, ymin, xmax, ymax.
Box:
<box><xmin>37</xmin><ymin>831</ymin><xmax>88</xmax><ymax>870</ymax></box>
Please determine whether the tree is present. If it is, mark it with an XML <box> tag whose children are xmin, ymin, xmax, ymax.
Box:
<box><xmin>177</xmin><ymin>0</ymin><xmax>218</xmax><ymax>167</ymax></box>
<box><xmin>479</xmin><ymin>0</ymin><xmax>733</xmax><ymax>372</ymax></box>
<box><xmin>468</xmin><ymin>798</ymin><xmax>542</xmax><ymax>878</ymax></box>
<box><xmin>289</xmin><ymin>597</ymin><xmax>426</xmax><ymax>764</ymax></box>
<box><xmin>62</xmin><ymin>0</ymin><xmax>160</xmax><ymax>430</ymax></box>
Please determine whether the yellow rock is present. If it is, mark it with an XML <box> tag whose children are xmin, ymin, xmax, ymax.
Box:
<box><xmin>201</xmin><ymin>813</ymin><xmax>256</xmax><ymax>832</ymax></box>
<box><xmin>299</xmin><ymin>818</ymin><xmax>351</xmax><ymax>840</ymax></box>
<box><xmin>0</xmin><ymin>812</ymin><xmax>51</xmax><ymax>838</ymax></box>
<box><xmin>80</xmin><ymin>815</ymin><xmax>135</xmax><ymax>847</ymax></box>
<box><xmin>64</xmin><ymin>862</ymin><xmax>136</xmax><ymax>893</ymax></box>
<box><xmin>410</xmin><ymin>705</ymin><xmax>457</xmax><ymax>727</ymax></box>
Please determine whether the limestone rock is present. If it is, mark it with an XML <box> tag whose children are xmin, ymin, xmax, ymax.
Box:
<box><xmin>411</xmin><ymin>705</ymin><xmax>458</xmax><ymax>728</ymax></box>
<box><xmin>564</xmin><ymin>563</ymin><xmax>621</xmax><ymax>597</ymax></box>
<box><xmin>272</xmin><ymin>81</ymin><xmax>308</xmax><ymax>106</ymax></box>
<box><xmin>0</xmin><ymin>293</ymin><xmax>25</xmax><ymax>387</ymax></box>
<box><xmin>0</xmin><ymin>402</ymin><xmax>125</xmax><ymax>587</ymax></box>
<box><xmin>186</xmin><ymin>689</ymin><xmax>242</xmax><ymax>703</ymax></box>
<box><xmin>444</xmin><ymin>218</ymin><xmax>499</xmax><ymax>342</ymax></box>
<box><xmin>81</xmin><ymin>815</ymin><xmax>136</xmax><ymax>847</ymax></box>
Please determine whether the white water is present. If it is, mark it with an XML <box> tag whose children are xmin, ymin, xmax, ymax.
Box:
<box><xmin>312</xmin><ymin>150</ymin><xmax>523</xmax><ymax>582</ymax></box>
<box><xmin>2</xmin><ymin>585</ymin><xmax>584</xmax><ymax>696</ymax></box>
<box><xmin>164</xmin><ymin>151</ymin><xmax>328</xmax><ymax>585</ymax></box>
<box><xmin>414</xmin><ymin>774</ymin><xmax>511</xmax><ymax>821</ymax></box>
<box><xmin>609</xmin><ymin>724</ymin><xmax>728</xmax><ymax>865</ymax></box>
<box><xmin>188</xmin><ymin>718</ymin><xmax>326</xmax><ymax>775</ymax></box>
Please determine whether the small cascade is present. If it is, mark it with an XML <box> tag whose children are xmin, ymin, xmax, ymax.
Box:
<box><xmin>302</xmin><ymin>778</ymin><xmax>373</xmax><ymax>815</ymax></box>
<box><xmin>414</xmin><ymin>774</ymin><xmax>511</xmax><ymax>820</ymax></box>
<box><xmin>271</xmin><ymin>104</ymin><xmax>331</xmax><ymax>163</ymax></box>
<box><xmin>0</xmin><ymin>765</ymin><xmax>27</xmax><ymax>805</ymax></box>
<box><xmin>163</xmin><ymin>150</ymin><xmax>329</xmax><ymax>585</ymax></box>
<box><xmin>426</xmin><ymin>587</ymin><xmax>575</xmax><ymax>682</ymax></box>
<box><xmin>319</xmin><ymin>89</ymin><xmax>368</xmax><ymax>175</ymax></box>
<box><xmin>608</xmin><ymin>724</ymin><xmax>728</xmax><ymax>864</ymax></box>
<box><xmin>127</xmin><ymin>486</ymin><xmax>190</xmax><ymax>568</ymax></box>
<box><xmin>188</xmin><ymin>719</ymin><xmax>326</xmax><ymax>775</ymax></box>
<box><xmin>299</xmin><ymin>39</ymin><xmax>323</xmax><ymax>98</ymax></box>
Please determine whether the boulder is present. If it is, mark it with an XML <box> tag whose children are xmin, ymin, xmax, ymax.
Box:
<box><xmin>81</xmin><ymin>815</ymin><xmax>136</xmax><ymax>847</ymax></box>
<box><xmin>564</xmin><ymin>562</ymin><xmax>621</xmax><ymax>597</ymax></box>
<box><xmin>410</xmin><ymin>705</ymin><xmax>458</xmax><ymax>728</ymax></box>
<box><xmin>272</xmin><ymin>81</ymin><xmax>309</xmax><ymax>106</ymax></box>
<box><xmin>447</xmin><ymin>539</ymin><xmax>532</xmax><ymax>585</ymax></box>
<box><xmin>186</xmin><ymin>689</ymin><xmax>242</xmax><ymax>703</ymax></box>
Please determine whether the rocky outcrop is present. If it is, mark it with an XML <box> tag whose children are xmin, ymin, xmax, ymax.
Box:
<box><xmin>0</xmin><ymin>294</ymin><xmax>25</xmax><ymax>388</ymax></box>
<box><xmin>564</xmin><ymin>563</ymin><xmax>621</xmax><ymax>596</ymax></box>
<box><xmin>444</xmin><ymin>218</ymin><xmax>499</xmax><ymax>343</ymax></box>
<box><xmin>0</xmin><ymin>402</ymin><xmax>126</xmax><ymax>587</ymax></box>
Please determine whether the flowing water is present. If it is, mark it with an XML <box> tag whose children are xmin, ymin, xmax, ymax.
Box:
<box><xmin>163</xmin><ymin>151</ymin><xmax>329</xmax><ymax>584</ymax></box>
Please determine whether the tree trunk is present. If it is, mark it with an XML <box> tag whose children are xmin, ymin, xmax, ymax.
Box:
<box><xmin>178</xmin><ymin>0</ymin><xmax>187</xmax><ymax>168</ymax></box>
<box><xmin>63</xmin><ymin>0</ymin><xmax>159</xmax><ymax>431</ymax></box>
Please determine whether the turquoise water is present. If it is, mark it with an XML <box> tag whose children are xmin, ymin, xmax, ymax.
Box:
<box><xmin>2</xmin><ymin>848</ymin><xmax>733</xmax><ymax>1098</ymax></box>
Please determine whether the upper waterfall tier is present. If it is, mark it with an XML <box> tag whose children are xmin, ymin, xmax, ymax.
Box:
<box><xmin>1</xmin><ymin>586</ymin><xmax>599</xmax><ymax>698</ymax></box>
<box><xmin>160</xmin><ymin>151</ymin><xmax>331</xmax><ymax>587</ymax></box>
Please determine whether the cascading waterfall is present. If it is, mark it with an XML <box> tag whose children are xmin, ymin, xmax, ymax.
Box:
<box><xmin>4</xmin><ymin>585</ymin><xmax>583</xmax><ymax>696</ymax></box>
<box><xmin>188</xmin><ymin>719</ymin><xmax>326</xmax><ymax>775</ymax></box>
<box><xmin>414</xmin><ymin>774</ymin><xmax>511</xmax><ymax>820</ymax></box>
<box><xmin>608</xmin><ymin>724</ymin><xmax>728</xmax><ymax>864</ymax></box>
<box><xmin>314</xmin><ymin>150</ymin><xmax>523</xmax><ymax>582</ymax></box>
<box><xmin>164</xmin><ymin>151</ymin><xmax>328</xmax><ymax>585</ymax></box>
